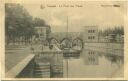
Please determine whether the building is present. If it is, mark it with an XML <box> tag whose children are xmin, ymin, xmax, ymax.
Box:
<box><xmin>84</xmin><ymin>26</ymin><xmax>98</xmax><ymax>43</ymax></box>
<box><xmin>98</xmin><ymin>36</ymin><xmax>110</xmax><ymax>43</ymax></box>
<box><xmin>35</xmin><ymin>26</ymin><xmax>50</xmax><ymax>41</ymax></box>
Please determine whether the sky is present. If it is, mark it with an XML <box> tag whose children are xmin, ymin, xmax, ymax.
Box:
<box><xmin>22</xmin><ymin>1</ymin><xmax>127</xmax><ymax>32</ymax></box>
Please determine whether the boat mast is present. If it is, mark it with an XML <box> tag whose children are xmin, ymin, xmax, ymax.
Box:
<box><xmin>67</xmin><ymin>16</ymin><xmax>68</xmax><ymax>38</ymax></box>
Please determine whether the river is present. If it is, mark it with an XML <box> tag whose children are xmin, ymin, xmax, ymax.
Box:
<box><xmin>63</xmin><ymin>48</ymin><xmax>124</xmax><ymax>78</ymax></box>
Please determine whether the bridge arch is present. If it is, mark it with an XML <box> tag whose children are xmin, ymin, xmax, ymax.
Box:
<box><xmin>49</xmin><ymin>37</ymin><xmax>60</xmax><ymax>44</ymax></box>
<box><xmin>72</xmin><ymin>37</ymin><xmax>84</xmax><ymax>50</ymax></box>
<box><xmin>48</xmin><ymin>37</ymin><xmax>60</xmax><ymax>49</ymax></box>
<box><xmin>60</xmin><ymin>38</ymin><xmax>72</xmax><ymax>49</ymax></box>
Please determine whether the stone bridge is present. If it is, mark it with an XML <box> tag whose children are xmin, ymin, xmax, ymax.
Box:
<box><xmin>46</xmin><ymin>37</ymin><xmax>84</xmax><ymax>50</ymax></box>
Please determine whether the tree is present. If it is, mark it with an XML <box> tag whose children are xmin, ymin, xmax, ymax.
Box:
<box><xmin>98</xmin><ymin>26</ymin><xmax>124</xmax><ymax>36</ymax></box>
<box><xmin>5</xmin><ymin>3</ymin><xmax>36</xmax><ymax>44</ymax></box>
<box><xmin>33</xmin><ymin>18</ymin><xmax>46</xmax><ymax>27</ymax></box>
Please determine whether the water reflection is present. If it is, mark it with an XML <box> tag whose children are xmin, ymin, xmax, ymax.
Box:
<box><xmin>34</xmin><ymin>48</ymin><xmax>124</xmax><ymax>78</ymax></box>
<box><xmin>104</xmin><ymin>54</ymin><xmax>124</xmax><ymax>67</ymax></box>
<box><xmin>81</xmin><ymin>50</ymin><xmax>99</xmax><ymax>65</ymax></box>
<box><xmin>63</xmin><ymin>49</ymin><xmax>124</xmax><ymax>78</ymax></box>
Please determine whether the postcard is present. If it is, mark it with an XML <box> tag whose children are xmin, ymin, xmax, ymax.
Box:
<box><xmin>0</xmin><ymin>0</ymin><xmax>127</xmax><ymax>79</ymax></box>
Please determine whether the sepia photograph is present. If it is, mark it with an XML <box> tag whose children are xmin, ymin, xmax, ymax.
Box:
<box><xmin>4</xmin><ymin>1</ymin><xmax>126</xmax><ymax>78</ymax></box>
<box><xmin>1</xmin><ymin>80</ymin><xmax>128</xmax><ymax>81</ymax></box>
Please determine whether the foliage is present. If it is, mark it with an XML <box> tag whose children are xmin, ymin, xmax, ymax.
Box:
<box><xmin>5</xmin><ymin>4</ymin><xmax>35</xmax><ymax>41</ymax></box>
<box><xmin>33</xmin><ymin>18</ymin><xmax>46</xmax><ymax>27</ymax></box>
<box><xmin>98</xmin><ymin>26</ymin><xmax>124</xmax><ymax>36</ymax></box>
<box><xmin>5</xmin><ymin>3</ymin><xmax>51</xmax><ymax>44</ymax></box>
